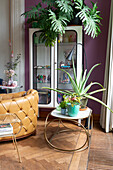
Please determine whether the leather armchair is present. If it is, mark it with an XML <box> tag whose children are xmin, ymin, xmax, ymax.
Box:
<box><xmin>0</xmin><ymin>89</ymin><xmax>39</xmax><ymax>140</ymax></box>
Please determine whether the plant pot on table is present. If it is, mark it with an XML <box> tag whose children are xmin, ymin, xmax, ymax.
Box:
<box><xmin>67</xmin><ymin>103</ymin><xmax>80</xmax><ymax>117</ymax></box>
<box><xmin>61</xmin><ymin>108</ymin><xmax>67</xmax><ymax>115</ymax></box>
<box><xmin>80</xmin><ymin>97</ymin><xmax>88</xmax><ymax>111</ymax></box>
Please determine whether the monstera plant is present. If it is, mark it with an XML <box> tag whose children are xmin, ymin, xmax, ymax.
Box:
<box><xmin>22</xmin><ymin>0</ymin><xmax>102</xmax><ymax>46</ymax></box>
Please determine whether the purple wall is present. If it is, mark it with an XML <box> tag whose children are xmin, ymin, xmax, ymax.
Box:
<box><xmin>84</xmin><ymin>0</ymin><xmax>111</xmax><ymax>114</ymax></box>
<box><xmin>25</xmin><ymin>0</ymin><xmax>111</xmax><ymax>114</ymax></box>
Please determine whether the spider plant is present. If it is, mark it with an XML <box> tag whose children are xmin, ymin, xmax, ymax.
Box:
<box><xmin>42</xmin><ymin>58</ymin><xmax>113</xmax><ymax>113</ymax></box>
<box><xmin>22</xmin><ymin>0</ymin><xmax>102</xmax><ymax>46</ymax></box>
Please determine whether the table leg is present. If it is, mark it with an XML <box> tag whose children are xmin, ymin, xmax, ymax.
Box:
<box><xmin>88</xmin><ymin>114</ymin><xmax>93</xmax><ymax>137</ymax></box>
<box><xmin>13</xmin><ymin>135</ymin><xmax>22</xmax><ymax>163</ymax></box>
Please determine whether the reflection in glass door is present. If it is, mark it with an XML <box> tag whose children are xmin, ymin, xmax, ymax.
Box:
<box><xmin>33</xmin><ymin>31</ymin><xmax>51</xmax><ymax>104</ymax></box>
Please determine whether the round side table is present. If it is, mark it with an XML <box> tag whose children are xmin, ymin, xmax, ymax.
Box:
<box><xmin>44</xmin><ymin>107</ymin><xmax>93</xmax><ymax>152</ymax></box>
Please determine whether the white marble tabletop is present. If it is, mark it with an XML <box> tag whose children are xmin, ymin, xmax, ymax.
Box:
<box><xmin>51</xmin><ymin>107</ymin><xmax>92</xmax><ymax>120</ymax></box>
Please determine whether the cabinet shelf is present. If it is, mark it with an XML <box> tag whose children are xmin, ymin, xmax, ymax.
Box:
<box><xmin>34</xmin><ymin>66</ymin><xmax>50</xmax><ymax>69</ymax></box>
<box><xmin>34</xmin><ymin>66</ymin><xmax>72</xmax><ymax>70</ymax></box>
<box><xmin>58</xmin><ymin>42</ymin><xmax>75</xmax><ymax>46</ymax></box>
<box><xmin>34</xmin><ymin>82</ymin><xmax>50</xmax><ymax>84</ymax></box>
<box><xmin>35</xmin><ymin>82</ymin><xmax>71</xmax><ymax>86</ymax></box>
<box><xmin>37</xmin><ymin>82</ymin><xmax>50</xmax><ymax>84</ymax></box>
<box><xmin>58</xmin><ymin>82</ymin><xmax>71</xmax><ymax>84</ymax></box>
<box><xmin>34</xmin><ymin>42</ymin><xmax>75</xmax><ymax>47</ymax></box>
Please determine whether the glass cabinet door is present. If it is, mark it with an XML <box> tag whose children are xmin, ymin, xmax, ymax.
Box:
<box><xmin>54</xmin><ymin>26</ymin><xmax>83</xmax><ymax>106</ymax></box>
<box><xmin>32</xmin><ymin>31</ymin><xmax>52</xmax><ymax>105</ymax></box>
<box><xmin>57</xmin><ymin>30</ymin><xmax>77</xmax><ymax>103</ymax></box>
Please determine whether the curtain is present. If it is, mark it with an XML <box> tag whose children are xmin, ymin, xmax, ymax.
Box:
<box><xmin>100</xmin><ymin>1</ymin><xmax>113</xmax><ymax>132</ymax></box>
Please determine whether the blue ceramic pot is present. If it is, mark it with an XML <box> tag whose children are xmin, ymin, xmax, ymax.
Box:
<box><xmin>61</xmin><ymin>108</ymin><xmax>66</xmax><ymax>115</ymax></box>
<box><xmin>67</xmin><ymin>103</ymin><xmax>80</xmax><ymax>117</ymax></box>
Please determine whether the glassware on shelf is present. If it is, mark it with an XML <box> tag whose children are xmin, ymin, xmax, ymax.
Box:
<box><xmin>37</xmin><ymin>74</ymin><xmax>52</xmax><ymax>83</ymax></box>
<box><xmin>34</xmin><ymin>65</ymin><xmax>50</xmax><ymax>69</ymax></box>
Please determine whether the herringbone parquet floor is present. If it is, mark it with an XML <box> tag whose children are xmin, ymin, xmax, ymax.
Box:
<box><xmin>0</xmin><ymin>119</ymin><xmax>90</xmax><ymax>170</ymax></box>
<box><xmin>0</xmin><ymin>119</ymin><xmax>112</xmax><ymax>170</ymax></box>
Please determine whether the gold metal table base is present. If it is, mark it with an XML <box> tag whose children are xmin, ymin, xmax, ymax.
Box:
<box><xmin>44</xmin><ymin>112</ymin><xmax>93</xmax><ymax>152</ymax></box>
<box><xmin>12</xmin><ymin>134</ymin><xmax>22</xmax><ymax>163</ymax></box>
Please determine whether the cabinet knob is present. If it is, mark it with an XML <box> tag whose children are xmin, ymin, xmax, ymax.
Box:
<box><xmin>54</xmin><ymin>62</ymin><xmax>57</xmax><ymax>64</ymax></box>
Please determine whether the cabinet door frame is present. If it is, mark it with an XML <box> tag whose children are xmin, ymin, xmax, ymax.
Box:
<box><xmin>29</xmin><ymin>28</ymin><xmax>54</xmax><ymax>108</ymax></box>
<box><xmin>54</xmin><ymin>26</ymin><xmax>83</xmax><ymax>107</ymax></box>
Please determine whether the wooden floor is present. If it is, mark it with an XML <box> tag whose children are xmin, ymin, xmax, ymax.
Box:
<box><xmin>88</xmin><ymin>122</ymin><xmax>113</xmax><ymax>170</ymax></box>
<box><xmin>0</xmin><ymin>119</ymin><xmax>113</xmax><ymax>170</ymax></box>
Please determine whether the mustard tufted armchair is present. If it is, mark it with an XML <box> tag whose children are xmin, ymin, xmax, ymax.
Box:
<box><xmin>0</xmin><ymin>89</ymin><xmax>39</xmax><ymax>141</ymax></box>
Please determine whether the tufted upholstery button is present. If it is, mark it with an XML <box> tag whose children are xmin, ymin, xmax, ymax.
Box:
<box><xmin>0</xmin><ymin>89</ymin><xmax>39</xmax><ymax>141</ymax></box>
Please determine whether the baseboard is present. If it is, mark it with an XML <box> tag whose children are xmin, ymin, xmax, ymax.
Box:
<box><xmin>93</xmin><ymin>113</ymin><xmax>100</xmax><ymax>121</ymax></box>
<box><xmin>39</xmin><ymin>107</ymin><xmax>55</xmax><ymax>119</ymax></box>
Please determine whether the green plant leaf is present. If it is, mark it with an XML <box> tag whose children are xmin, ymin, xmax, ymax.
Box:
<box><xmin>75</xmin><ymin>1</ymin><xmax>102</xmax><ymax>38</ymax></box>
<box><xmin>85</xmin><ymin>94</ymin><xmax>113</xmax><ymax>113</ymax></box>
<box><xmin>42</xmin><ymin>0</ymin><xmax>55</xmax><ymax>6</ymax></box>
<box><xmin>60</xmin><ymin>89</ymin><xmax>73</xmax><ymax>94</ymax></box>
<box><xmin>72</xmin><ymin>57</ymin><xmax>78</xmax><ymax>87</ymax></box>
<box><xmin>48</xmin><ymin>9</ymin><xmax>69</xmax><ymax>35</ymax></box>
<box><xmin>42</xmin><ymin>87</ymin><xmax>70</xmax><ymax>95</ymax></box>
<box><xmin>22</xmin><ymin>4</ymin><xmax>42</xmax><ymax>19</ymax></box>
<box><xmin>79</xmin><ymin>69</ymin><xmax>87</xmax><ymax>89</ymax></box>
<box><xmin>88</xmin><ymin>88</ymin><xmax>106</xmax><ymax>95</ymax></box>
<box><xmin>80</xmin><ymin>63</ymin><xmax>100</xmax><ymax>92</ymax></box>
<box><xmin>56</xmin><ymin>0</ymin><xmax>73</xmax><ymax>14</ymax></box>
<box><xmin>81</xmin><ymin>82</ymin><xmax>104</xmax><ymax>95</ymax></box>
<box><xmin>74</xmin><ymin>0</ymin><xmax>83</xmax><ymax>10</ymax></box>
<box><xmin>57</xmin><ymin>68</ymin><xmax>80</xmax><ymax>95</ymax></box>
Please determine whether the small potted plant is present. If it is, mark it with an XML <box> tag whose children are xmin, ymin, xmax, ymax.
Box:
<box><xmin>60</xmin><ymin>101</ymin><xmax>67</xmax><ymax>115</ymax></box>
<box><xmin>63</xmin><ymin>94</ymin><xmax>81</xmax><ymax>117</ymax></box>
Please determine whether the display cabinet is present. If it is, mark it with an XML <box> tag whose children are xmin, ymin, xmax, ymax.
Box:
<box><xmin>29</xmin><ymin>26</ymin><xmax>83</xmax><ymax>108</ymax></box>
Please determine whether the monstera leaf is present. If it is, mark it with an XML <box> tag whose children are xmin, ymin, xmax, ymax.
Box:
<box><xmin>74</xmin><ymin>0</ymin><xmax>102</xmax><ymax>38</ymax></box>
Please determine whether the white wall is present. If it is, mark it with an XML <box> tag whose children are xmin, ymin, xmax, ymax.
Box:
<box><xmin>11</xmin><ymin>0</ymin><xmax>25</xmax><ymax>91</ymax></box>
<box><xmin>0</xmin><ymin>0</ymin><xmax>10</xmax><ymax>80</ymax></box>
<box><xmin>0</xmin><ymin>0</ymin><xmax>25</xmax><ymax>91</ymax></box>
